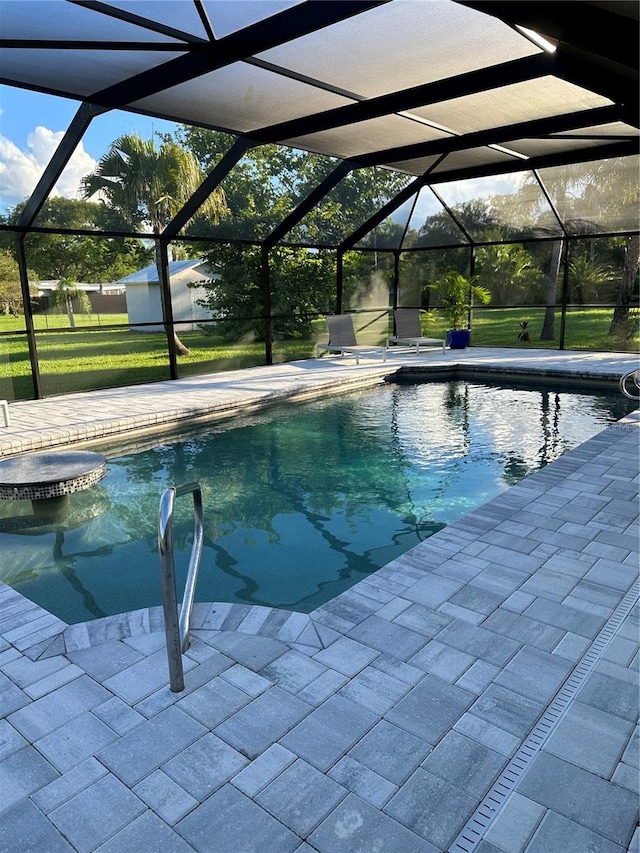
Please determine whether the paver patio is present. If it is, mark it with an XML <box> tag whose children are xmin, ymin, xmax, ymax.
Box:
<box><xmin>0</xmin><ymin>348</ymin><xmax>638</xmax><ymax>852</ymax></box>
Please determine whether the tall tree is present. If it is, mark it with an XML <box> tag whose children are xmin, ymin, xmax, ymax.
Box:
<box><xmin>81</xmin><ymin>133</ymin><xmax>227</xmax><ymax>354</ymax></box>
<box><xmin>524</xmin><ymin>157</ymin><xmax>639</xmax><ymax>341</ymax></box>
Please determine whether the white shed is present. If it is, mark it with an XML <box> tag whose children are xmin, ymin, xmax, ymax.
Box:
<box><xmin>118</xmin><ymin>259</ymin><xmax>220</xmax><ymax>332</ymax></box>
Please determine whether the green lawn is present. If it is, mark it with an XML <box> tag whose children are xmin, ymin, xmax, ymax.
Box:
<box><xmin>1</xmin><ymin>307</ymin><xmax>637</xmax><ymax>401</ymax></box>
<box><xmin>0</xmin><ymin>316</ymin><xmax>317</xmax><ymax>399</ymax></box>
<box><xmin>469</xmin><ymin>307</ymin><xmax>639</xmax><ymax>351</ymax></box>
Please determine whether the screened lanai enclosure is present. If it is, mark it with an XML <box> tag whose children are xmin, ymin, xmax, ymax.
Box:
<box><xmin>0</xmin><ymin>0</ymin><xmax>638</xmax><ymax>400</ymax></box>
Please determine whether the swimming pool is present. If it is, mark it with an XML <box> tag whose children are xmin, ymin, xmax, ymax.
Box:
<box><xmin>0</xmin><ymin>379</ymin><xmax>634</xmax><ymax>624</ymax></box>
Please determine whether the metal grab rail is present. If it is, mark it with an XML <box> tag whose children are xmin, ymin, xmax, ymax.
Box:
<box><xmin>620</xmin><ymin>368</ymin><xmax>640</xmax><ymax>401</ymax></box>
<box><xmin>158</xmin><ymin>482</ymin><xmax>204</xmax><ymax>692</ymax></box>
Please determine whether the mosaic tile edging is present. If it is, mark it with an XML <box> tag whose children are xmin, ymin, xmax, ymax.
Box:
<box><xmin>0</xmin><ymin>465</ymin><xmax>106</xmax><ymax>500</ymax></box>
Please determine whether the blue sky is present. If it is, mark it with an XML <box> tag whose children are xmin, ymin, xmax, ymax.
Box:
<box><xmin>0</xmin><ymin>84</ymin><xmax>178</xmax><ymax>212</ymax></box>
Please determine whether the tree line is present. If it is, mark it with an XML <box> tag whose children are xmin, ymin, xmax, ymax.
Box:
<box><xmin>1</xmin><ymin>128</ymin><xmax>637</xmax><ymax>343</ymax></box>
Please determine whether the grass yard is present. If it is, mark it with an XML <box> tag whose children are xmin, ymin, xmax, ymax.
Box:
<box><xmin>1</xmin><ymin>306</ymin><xmax>637</xmax><ymax>401</ymax></box>
<box><xmin>468</xmin><ymin>306</ymin><xmax>639</xmax><ymax>351</ymax></box>
<box><xmin>0</xmin><ymin>317</ymin><xmax>317</xmax><ymax>400</ymax></box>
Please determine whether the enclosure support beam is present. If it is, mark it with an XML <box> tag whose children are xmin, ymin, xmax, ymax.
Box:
<box><xmin>468</xmin><ymin>246</ymin><xmax>476</xmax><ymax>331</ymax></box>
<box><xmin>559</xmin><ymin>239</ymin><xmax>570</xmax><ymax>350</ymax></box>
<box><xmin>261</xmin><ymin>246</ymin><xmax>273</xmax><ymax>365</ymax></box>
<box><xmin>264</xmin><ymin>162</ymin><xmax>353</xmax><ymax>248</ymax></box>
<box><xmin>16</xmin><ymin>235</ymin><xmax>42</xmax><ymax>400</ymax></box>
<box><xmin>392</xmin><ymin>251</ymin><xmax>400</xmax><ymax>311</ymax></box>
<box><xmin>158</xmin><ymin>240</ymin><xmax>179</xmax><ymax>380</ymax></box>
<box><xmin>340</xmin><ymin>178</ymin><xmax>423</xmax><ymax>252</ymax></box>
<box><xmin>163</xmin><ymin>137</ymin><xmax>256</xmax><ymax>239</ymax></box>
<box><xmin>336</xmin><ymin>251</ymin><xmax>344</xmax><ymax>315</ymax></box>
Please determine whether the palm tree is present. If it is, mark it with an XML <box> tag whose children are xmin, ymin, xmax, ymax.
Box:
<box><xmin>81</xmin><ymin>134</ymin><xmax>227</xmax><ymax>354</ymax></box>
<box><xmin>50</xmin><ymin>277</ymin><xmax>91</xmax><ymax>328</ymax></box>
<box><xmin>567</xmin><ymin>256</ymin><xmax>615</xmax><ymax>304</ymax></box>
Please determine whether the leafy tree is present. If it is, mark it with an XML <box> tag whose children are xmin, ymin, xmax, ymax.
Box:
<box><xmin>49</xmin><ymin>277</ymin><xmax>92</xmax><ymax>327</ymax></box>
<box><xmin>2</xmin><ymin>198</ymin><xmax>152</xmax><ymax>282</ymax></box>
<box><xmin>193</xmin><ymin>244</ymin><xmax>375</xmax><ymax>342</ymax></box>
<box><xmin>523</xmin><ymin>157</ymin><xmax>639</xmax><ymax>341</ymax></box>
<box><xmin>567</xmin><ymin>157</ymin><xmax>639</xmax><ymax>337</ymax></box>
<box><xmin>409</xmin><ymin>199</ymin><xmax>496</xmax><ymax>249</ymax></box>
<box><xmin>171</xmin><ymin>126</ymin><xmax>359</xmax><ymax>241</ymax></box>
<box><xmin>81</xmin><ymin>133</ymin><xmax>227</xmax><ymax>354</ymax></box>
<box><xmin>176</xmin><ymin>127</ymin><xmax>408</xmax><ymax>336</ymax></box>
<box><xmin>286</xmin><ymin>167</ymin><xmax>410</xmax><ymax>247</ymax></box>
<box><xmin>0</xmin><ymin>250</ymin><xmax>38</xmax><ymax>314</ymax></box>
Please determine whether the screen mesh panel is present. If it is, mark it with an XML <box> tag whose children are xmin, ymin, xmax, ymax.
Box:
<box><xmin>132</xmin><ymin>63</ymin><xmax>354</xmax><ymax>133</ymax></box>
<box><xmin>433</xmin><ymin>172</ymin><xmax>563</xmax><ymax>241</ymax></box>
<box><xmin>402</xmin><ymin>186</ymin><xmax>470</xmax><ymax>248</ymax></box>
<box><xmin>407</xmin><ymin>77</ymin><xmax>612</xmax><ymax>136</ymax></box>
<box><xmin>0</xmin><ymin>49</ymin><xmax>184</xmax><ymax>97</ymax></box>
<box><xmin>203</xmin><ymin>0</ymin><xmax>305</xmax><ymax>39</ymax></box>
<box><xmin>284</xmin><ymin>167</ymin><xmax>412</xmax><ymax>247</ymax></box>
<box><xmin>538</xmin><ymin>155</ymin><xmax>640</xmax><ymax>235</ymax></box>
<box><xmin>431</xmin><ymin>147</ymin><xmax>520</xmax><ymax>174</ymax></box>
<box><xmin>355</xmin><ymin>195</ymin><xmax>416</xmax><ymax>251</ymax></box>
<box><xmin>283</xmin><ymin>115</ymin><xmax>450</xmax><ymax>160</ymax></box>
<box><xmin>257</xmin><ymin>1</ymin><xmax>540</xmax><ymax>99</ymax></box>
<box><xmin>0</xmin><ymin>0</ymin><xmax>183</xmax><ymax>41</ymax></box>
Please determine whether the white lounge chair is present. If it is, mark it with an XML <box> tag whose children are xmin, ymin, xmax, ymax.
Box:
<box><xmin>387</xmin><ymin>308</ymin><xmax>446</xmax><ymax>354</ymax></box>
<box><xmin>316</xmin><ymin>314</ymin><xmax>387</xmax><ymax>364</ymax></box>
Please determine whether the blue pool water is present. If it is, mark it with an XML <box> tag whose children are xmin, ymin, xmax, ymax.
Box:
<box><xmin>1</xmin><ymin>380</ymin><xmax>633</xmax><ymax>624</ymax></box>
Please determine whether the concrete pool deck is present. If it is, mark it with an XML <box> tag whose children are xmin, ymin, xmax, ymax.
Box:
<box><xmin>0</xmin><ymin>347</ymin><xmax>638</xmax><ymax>852</ymax></box>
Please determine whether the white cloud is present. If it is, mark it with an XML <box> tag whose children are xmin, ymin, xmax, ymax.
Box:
<box><xmin>0</xmin><ymin>126</ymin><xmax>96</xmax><ymax>211</ymax></box>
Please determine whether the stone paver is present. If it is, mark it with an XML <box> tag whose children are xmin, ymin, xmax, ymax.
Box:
<box><xmin>385</xmin><ymin>767</ymin><xmax>478</xmax><ymax>849</ymax></box>
<box><xmin>48</xmin><ymin>774</ymin><xmax>146</xmax><ymax>853</ymax></box>
<box><xmin>544</xmin><ymin>700</ymin><xmax>635</xmax><ymax>777</ymax></box>
<box><xmin>97</xmin><ymin>706</ymin><xmax>207</xmax><ymax>786</ymax></box>
<box><xmin>281</xmin><ymin>694</ymin><xmax>379</xmax><ymax>771</ymax></box>
<box><xmin>386</xmin><ymin>674</ymin><xmax>475</xmax><ymax>743</ymax></box>
<box><xmin>348</xmin><ymin>719</ymin><xmax>431</xmax><ymax>785</ymax></box>
<box><xmin>309</xmin><ymin>793</ymin><xmax>439</xmax><ymax>853</ymax></box>
<box><xmin>517</xmin><ymin>752</ymin><xmax>638</xmax><ymax>847</ymax></box>
<box><xmin>176</xmin><ymin>784</ymin><xmax>300</xmax><ymax>852</ymax></box>
<box><xmin>0</xmin><ymin>352</ymin><xmax>638</xmax><ymax>852</ymax></box>
<box><xmin>256</xmin><ymin>758</ymin><xmax>347</xmax><ymax>836</ymax></box>
<box><xmin>420</xmin><ymin>729</ymin><xmax>507</xmax><ymax>799</ymax></box>
<box><xmin>525</xmin><ymin>810</ymin><xmax>624</xmax><ymax>853</ymax></box>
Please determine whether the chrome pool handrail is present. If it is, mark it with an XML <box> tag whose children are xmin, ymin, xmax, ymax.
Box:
<box><xmin>158</xmin><ymin>482</ymin><xmax>204</xmax><ymax>692</ymax></box>
<box><xmin>619</xmin><ymin>368</ymin><xmax>640</xmax><ymax>401</ymax></box>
